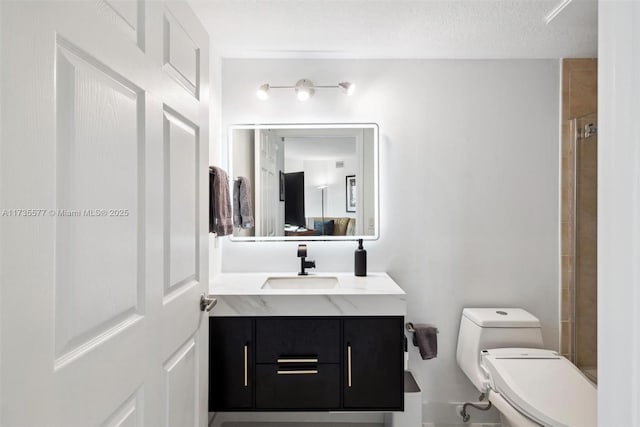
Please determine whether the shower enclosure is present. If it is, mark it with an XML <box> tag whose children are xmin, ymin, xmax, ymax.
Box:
<box><xmin>569</xmin><ymin>113</ymin><xmax>598</xmax><ymax>382</ymax></box>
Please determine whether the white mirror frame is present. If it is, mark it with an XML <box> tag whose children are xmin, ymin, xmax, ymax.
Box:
<box><xmin>227</xmin><ymin>123</ymin><xmax>379</xmax><ymax>242</ymax></box>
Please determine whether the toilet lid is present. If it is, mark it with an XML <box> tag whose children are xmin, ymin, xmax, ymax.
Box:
<box><xmin>482</xmin><ymin>348</ymin><xmax>597</xmax><ymax>427</ymax></box>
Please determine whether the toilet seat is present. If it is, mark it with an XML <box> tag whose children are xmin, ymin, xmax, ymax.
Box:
<box><xmin>481</xmin><ymin>348</ymin><xmax>596</xmax><ymax>427</ymax></box>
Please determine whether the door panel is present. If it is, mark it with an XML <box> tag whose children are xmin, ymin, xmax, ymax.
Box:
<box><xmin>101</xmin><ymin>388</ymin><xmax>144</xmax><ymax>427</ymax></box>
<box><xmin>164</xmin><ymin>106</ymin><xmax>199</xmax><ymax>296</ymax></box>
<box><xmin>210</xmin><ymin>318</ymin><xmax>254</xmax><ymax>410</ymax></box>
<box><xmin>163</xmin><ymin>7</ymin><xmax>200</xmax><ymax>98</ymax></box>
<box><xmin>164</xmin><ymin>337</ymin><xmax>198</xmax><ymax>427</ymax></box>
<box><xmin>343</xmin><ymin>317</ymin><xmax>404</xmax><ymax>410</ymax></box>
<box><xmin>0</xmin><ymin>1</ymin><xmax>210</xmax><ymax>426</ymax></box>
<box><xmin>54</xmin><ymin>35</ymin><xmax>145</xmax><ymax>367</ymax></box>
<box><xmin>98</xmin><ymin>0</ymin><xmax>145</xmax><ymax>49</ymax></box>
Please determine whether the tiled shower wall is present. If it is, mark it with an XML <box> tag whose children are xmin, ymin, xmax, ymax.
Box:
<box><xmin>560</xmin><ymin>59</ymin><xmax>597</xmax><ymax>361</ymax></box>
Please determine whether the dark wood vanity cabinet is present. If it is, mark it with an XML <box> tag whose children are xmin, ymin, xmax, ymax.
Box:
<box><xmin>343</xmin><ymin>317</ymin><xmax>405</xmax><ymax>410</ymax></box>
<box><xmin>209</xmin><ymin>317</ymin><xmax>254</xmax><ymax>410</ymax></box>
<box><xmin>255</xmin><ymin>364</ymin><xmax>341</xmax><ymax>410</ymax></box>
<box><xmin>255</xmin><ymin>318</ymin><xmax>341</xmax><ymax>364</ymax></box>
<box><xmin>255</xmin><ymin>318</ymin><xmax>341</xmax><ymax>410</ymax></box>
<box><xmin>209</xmin><ymin>316</ymin><xmax>404</xmax><ymax>412</ymax></box>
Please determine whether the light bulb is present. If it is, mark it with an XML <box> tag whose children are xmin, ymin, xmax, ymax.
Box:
<box><xmin>256</xmin><ymin>83</ymin><xmax>270</xmax><ymax>100</ymax></box>
<box><xmin>297</xmin><ymin>89</ymin><xmax>310</xmax><ymax>101</ymax></box>
<box><xmin>295</xmin><ymin>79</ymin><xmax>314</xmax><ymax>101</ymax></box>
<box><xmin>339</xmin><ymin>82</ymin><xmax>355</xmax><ymax>96</ymax></box>
<box><xmin>346</xmin><ymin>84</ymin><xmax>355</xmax><ymax>95</ymax></box>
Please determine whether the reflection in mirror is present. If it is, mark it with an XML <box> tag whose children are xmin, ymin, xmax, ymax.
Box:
<box><xmin>229</xmin><ymin>124</ymin><xmax>378</xmax><ymax>241</ymax></box>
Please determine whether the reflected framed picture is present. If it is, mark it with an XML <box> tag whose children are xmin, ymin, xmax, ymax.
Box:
<box><xmin>346</xmin><ymin>175</ymin><xmax>356</xmax><ymax>212</ymax></box>
<box><xmin>279</xmin><ymin>171</ymin><xmax>285</xmax><ymax>201</ymax></box>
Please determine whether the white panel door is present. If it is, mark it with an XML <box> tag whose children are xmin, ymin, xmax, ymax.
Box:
<box><xmin>0</xmin><ymin>1</ymin><xmax>210</xmax><ymax>426</ymax></box>
<box><xmin>254</xmin><ymin>130</ymin><xmax>279</xmax><ymax>237</ymax></box>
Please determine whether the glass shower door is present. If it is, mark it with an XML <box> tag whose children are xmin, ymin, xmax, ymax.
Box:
<box><xmin>572</xmin><ymin>113</ymin><xmax>598</xmax><ymax>383</ymax></box>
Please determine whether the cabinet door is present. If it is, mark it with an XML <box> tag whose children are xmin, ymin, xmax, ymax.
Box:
<box><xmin>343</xmin><ymin>317</ymin><xmax>404</xmax><ymax>410</ymax></box>
<box><xmin>209</xmin><ymin>318</ymin><xmax>253</xmax><ymax>410</ymax></box>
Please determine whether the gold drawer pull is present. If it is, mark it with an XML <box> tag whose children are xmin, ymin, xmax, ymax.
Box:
<box><xmin>243</xmin><ymin>345</ymin><xmax>248</xmax><ymax>387</ymax></box>
<box><xmin>277</xmin><ymin>369</ymin><xmax>319</xmax><ymax>375</ymax></box>
<box><xmin>277</xmin><ymin>358</ymin><xmax>319</xmax><ymax>363</ymax></box>
<box><xmin>347</xmin><ymin>344</ymin><xmax>352</xmax><ymax>387</ymax></box>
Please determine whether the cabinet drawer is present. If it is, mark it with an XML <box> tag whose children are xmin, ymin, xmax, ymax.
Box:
<box><xmin>255</xmin><ymin>318</ymin><xmax>340</xmax><ymax>363</ymax></box>
<box><xmin>255</xmin><ymin>364</ymin><xmax>340</xmax><ymax>410</ymax></box>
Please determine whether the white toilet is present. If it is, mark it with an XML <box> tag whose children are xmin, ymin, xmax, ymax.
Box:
<box><xmin>456</xmin><ymin>308</ymin><xmax>596</xmax><ymax>427</ymax></box>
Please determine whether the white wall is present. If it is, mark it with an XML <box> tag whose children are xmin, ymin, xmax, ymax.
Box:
<box><xmin>208</xmin><ymin>51</ymin><xmax>223</xmax><ymax>278</ymax></box>
<box><xmin>598</xmin><ymin>1</ymin><xmax>640</xmax><ymax>425</ymax></box>
<box><xmin>218</xmin><ymin>58</ymin><xmax>560</xmax><ymax>421</ymax></box>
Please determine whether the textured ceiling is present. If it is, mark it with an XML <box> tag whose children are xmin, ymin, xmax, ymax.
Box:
<box><xmin>189</xmin><ymin>0</ymin><xmax>597</xmax><ymax>59</ymax></box>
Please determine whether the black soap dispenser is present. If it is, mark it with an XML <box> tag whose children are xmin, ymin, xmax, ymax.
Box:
<box><xmin>354</xmin><ymin>239</ymin><xmax>367</xmax><ymax>277</ymax></box>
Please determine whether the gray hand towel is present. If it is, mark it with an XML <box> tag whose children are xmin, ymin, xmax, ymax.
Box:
<box><xmin>232</xmin><ymin>179</ymin><xmax>242</xmax><ymax>227</ymax></box>
<box><xmin>233</xmin><ymin>177</ymin><xmax>254</xmax><ymax>229</ymax></box>
<box><xmin>209</xmin><ymin>166</ymin><xmax>233</xmax><ymax>236</ymax></box>
<box><xmin>411</xmin><ymin>324</ymin><xmax>438</xmax><ymax>360</ymax></box>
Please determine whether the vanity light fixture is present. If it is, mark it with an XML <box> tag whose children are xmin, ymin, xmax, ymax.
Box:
<box><xmin>295</xmin><ymin>79</ymin><xmax>314</xmax><ymax>101</ymax></box>
<box><xmin>255</xmin><ymin>79</ymin><xmax>356</xmax><ymax>101</ymax></box>
<box><xmin>338</xmin><ymin>82</ymin><xmax>356</xmax><ymax>95</ymax></box>
<box><xmin>256</xmin><ymin>83</ymin><xmax>270</xmax><ymax>100</ymax></box>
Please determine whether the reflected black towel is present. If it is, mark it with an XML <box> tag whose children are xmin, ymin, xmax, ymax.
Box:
<box><xmin>411</xmin><ymin>324</ymin><xmax>438</xmax><ymax>360</ymax></box>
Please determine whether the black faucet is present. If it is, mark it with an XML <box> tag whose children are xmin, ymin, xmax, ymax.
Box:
<box><xmin>297</xmin><ymin>244</ymin><xmax>316</xmax><ymax>276</ymax></box>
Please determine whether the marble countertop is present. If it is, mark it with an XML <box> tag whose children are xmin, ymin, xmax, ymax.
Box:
<box><xmin>210</xmin><ymin>272</ymin><xmax>406</xmax><ymax>296</ymax></box>
<box><xmin>209</xmin><ymin>272</ymin><xmax>406</xmax><ymax>317</ymax></box>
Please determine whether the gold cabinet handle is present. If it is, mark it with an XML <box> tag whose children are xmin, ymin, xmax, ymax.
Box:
<box><xmin>277</xmin><ymin>358</ymin><xmax>319</xmax><ymax>363</ymax></box>
<box><xmin>243</xmin><ymin>345</ymin><xmax>248</xmax><ymax>387</ymax></box>
<box><xmin>277</xmin><ymin>369</ymin><xmax>318</xmax><ymax>375</ymax></box>
<box><xmin>347</xmin><ymin>344</ymin><xmax>352</xmax><ymax>388</ymax></box>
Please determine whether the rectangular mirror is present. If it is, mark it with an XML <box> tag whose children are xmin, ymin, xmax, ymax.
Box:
<box><xmin>229</xmin><ymin>124</ymin><xmax>378</xmax><ymax>241</ymax></box>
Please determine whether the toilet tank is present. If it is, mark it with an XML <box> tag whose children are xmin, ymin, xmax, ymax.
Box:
<box><xmin>456</xmin><ymin>308</ymin><xmax>544</xmax><ymax>392</ymax></box>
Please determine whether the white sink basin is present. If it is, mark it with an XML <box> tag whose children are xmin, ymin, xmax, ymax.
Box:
<box><xmin>261</xmin><ymin>276</ymin><xmax>339</xmax><ymax>290</ymax></box>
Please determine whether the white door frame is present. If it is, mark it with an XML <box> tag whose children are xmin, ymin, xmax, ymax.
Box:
<box><xmin>598</xmin><ymin>1</ymin><xmax>640</xmax><ymax>425</ymax></box>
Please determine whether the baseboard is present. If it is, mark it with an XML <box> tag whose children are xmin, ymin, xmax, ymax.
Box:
<box><xmin>217</xmin><ymin>423</ymin><xmax>382</xmax><ymax>427</ymax></box>
<box><xmin>210</xmin><ymin>412</ymin><xmax>384</xmax><ymax>427</ymax></box>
